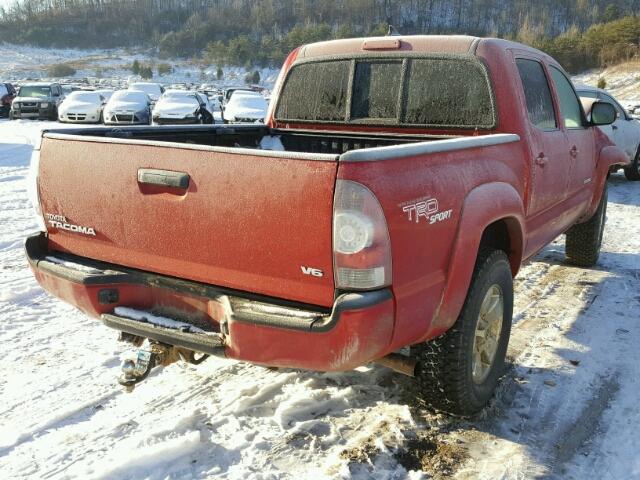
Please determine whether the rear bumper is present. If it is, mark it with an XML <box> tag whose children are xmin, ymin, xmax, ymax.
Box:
<box><xmin>25</xmin><ymin>232</ymin><xmax>395</xmax><ymax>371</ymax></box>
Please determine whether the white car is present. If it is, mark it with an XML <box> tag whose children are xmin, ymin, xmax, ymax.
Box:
<box><xmin>128</xmin><ymin>82</ymin><xmax>164</xmax><ymax>103</ymax></box>
<box><xmin>103</xmin><ymin>90</ymin><xmax>152</xmax><ymax>125</ymax></box>
<box><xmin>58</xmin><ymin>91</ymin><xmax>106</xmax><ymax>124</ymax></box>
<box><xmin>223</xmin><ymin>92</ymin><xmax>268</xmax><ymax>123</ymax></box>
<box><xmin>577</xmin><ymin>86</ymin><xmax>640</xmax><ymax>181</ymax></box>
<box><xmin>152</xmin><ymin>90</ymin><xmax>214</xmax><ymax>125</ymax></box>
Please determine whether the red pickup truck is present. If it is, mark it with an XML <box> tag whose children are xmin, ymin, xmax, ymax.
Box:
<box><xmin>26</xmin><ymin>35</ymin><xmax>627</xmax><ymax>415</ymax></box>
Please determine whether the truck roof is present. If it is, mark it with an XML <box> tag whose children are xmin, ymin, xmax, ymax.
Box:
<box><xmin>297</xmin><ymin>34</ymin><xmax>552</xmax><ymax>62</ymax></box>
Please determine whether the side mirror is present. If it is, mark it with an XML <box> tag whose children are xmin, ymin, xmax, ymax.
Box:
<box><xmin>590</xmin><ymin>101</ymin><xmax>616</xmax><ymax>126</ymax></box>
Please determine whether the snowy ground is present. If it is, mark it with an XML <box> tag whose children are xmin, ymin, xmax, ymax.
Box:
<box><xmin>0</xmin><ymin>118</ymin><xmax>639</xmax><ymax>479</ymax></box>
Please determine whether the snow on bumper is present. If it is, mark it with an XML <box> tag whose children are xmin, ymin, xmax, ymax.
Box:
<box><xmin>25</xmin><ymin>233</ymin><xmax>395</xmax><ymax>371</ymax></box>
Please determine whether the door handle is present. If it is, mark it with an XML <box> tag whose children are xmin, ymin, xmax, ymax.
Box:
<box><xmin>535</xmin><ymin>153</ymin><xmax>548</xmax><ymax>167</ymax></box>
<box><xmin>569</xmin><ymin>146</ymin><xmax>579</xmax><ymax>158</ymax></box>
<box><xmin>612</xmin><ymin>125</ymin><xmax>618</xmax><ymax>130</ymax></box>
<box><xmin>138</xmin><ymin>168</ymin><xmax>190</xmax><ymax>189</ymax></box>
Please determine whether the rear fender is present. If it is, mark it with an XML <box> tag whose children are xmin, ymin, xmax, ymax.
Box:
<box><xmin>426</xmin><ymin>182</ymin><xmax>525</xmax><ymax>337</ymax></box>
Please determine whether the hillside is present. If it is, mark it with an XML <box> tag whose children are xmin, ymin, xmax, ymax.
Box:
<box><xmin>574</xmin><ymin>60</ymin><xmax>640</xmax><ymax>105</ymax></box>
<box><xmin>0</xmin><ymin>0</ymin><xmax>638</xmax><ymax>71</ymax></box>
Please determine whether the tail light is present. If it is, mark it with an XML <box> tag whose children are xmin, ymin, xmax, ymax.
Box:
<box><xmin>333</xmin><ymin>180</ymin><xmax>392</xmax><ymax>290</ymax></box>
<box><xmin>27</xmin><ymin>147</ymin><xmax>46</xmax><ymax>232</ymax></box>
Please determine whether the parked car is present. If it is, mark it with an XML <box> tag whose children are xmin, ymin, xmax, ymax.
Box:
<box><xmin>152</xmin><ymin>90</ymin><xmax>214</xmax><ymax>125</ymax></box>
<box><xmin>58</xmin><ymin>91</ymin><xmax>106</xmax><ymax>124</ymax></box>
<box><xmin>128</xmin><ymin>82</ymin><xmax>164</xmax><ymax>103</ymax></box>
<box><xmin>222</xmin><ymin>87</ymin><xmax>260</xmax><ymax>104</ymax></box>
<box><xmin>25</xmin><ymin>35</ymin><xmax>626</xmax><ymax>415</ymax></box>
<box><xmin>10</xmin><ymin>82</ymin><xmax>64</xmax><ymax>120</ymax></box>
<box><xmin>0</xmin><ymin>82</ymin><xmax>17</xmax><ymax>117</ymax></box>
<box><xmin>61</xmin><ymin>85</ymin><xmax>80</xmax><ymax>97</ymax></box>
<box><xmin>577</xmin><ymin>86</ymin><xmax>640</xmax><ymax>181</ymax></box>
<box><xmin>223</xmin><ymin>91</ymin><xmax>268</xmax><ymax>123</ymax></box>
<box><xmin>103</xmin><ymin>90</ymin><xmax>151</xmax><ymax>125</ymax></box>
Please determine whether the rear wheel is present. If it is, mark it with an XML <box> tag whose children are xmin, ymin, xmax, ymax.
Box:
<box><xmin>624</xmin><ymin>145</ymin><xmax>640</xmax><ymax>181</ymax></box>
<box><xmin>411</xmin><ymin>249</ymin><xmax>513</xmax><ymax>416</ymax></box>
<box><xmin>565</xmin><ymin>184</ymin><xmax>607</xmax><ymax>267</ymax></box>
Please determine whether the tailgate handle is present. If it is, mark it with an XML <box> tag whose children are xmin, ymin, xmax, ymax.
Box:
<box><xmin>138</xmin><ymin>169</ymin><xmax>190</xmax><ymax>189</ymax></box>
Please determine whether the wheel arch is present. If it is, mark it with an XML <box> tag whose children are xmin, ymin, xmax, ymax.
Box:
<box><xmin>427</xmin><ymin>182</ymin><xmax>525</xmax><ymax>336</ymax></box>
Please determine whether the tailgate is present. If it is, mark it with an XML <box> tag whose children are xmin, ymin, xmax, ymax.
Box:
<box><xmin>38</xmin><ymin>135</ymin><xmax>338</xmax><ymax>307</ymax></box>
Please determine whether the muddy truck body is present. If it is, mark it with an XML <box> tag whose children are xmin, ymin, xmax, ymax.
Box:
<box><xmin>26</xmin><ymin>36</ymin><xmax>627</xmax><ymax>414</ymax></box>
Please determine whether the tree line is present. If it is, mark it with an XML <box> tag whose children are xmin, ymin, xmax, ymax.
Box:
<box><xmin>0</xmin><ymin>1</ymin><xmax>638</xmax><ymax>73</ymax></box>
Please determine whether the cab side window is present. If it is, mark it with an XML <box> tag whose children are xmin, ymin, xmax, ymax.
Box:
<box><xmin>516</xmin><ymin>59</ymin><xmax>557</xmax><ymax>130</ymax></box>
<box><xmin>549</xmin><ymin>67</ymin><xmax>584</xmax><ymax>128</ymax></box>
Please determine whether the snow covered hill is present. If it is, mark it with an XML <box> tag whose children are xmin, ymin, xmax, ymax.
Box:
<box><xmin>573</xmin><ymin>60</ymin><xmax>640</xmax><ymax>107</ymax></box>
<box><xmin>0</xmin><ymin>43</ymin><xmax>279</xmax><ymax>87</ymax></box>
<box><xmin>1</xmin><ymin>119</ymin><xmax>640</xmax><ymax>479</ymax></box>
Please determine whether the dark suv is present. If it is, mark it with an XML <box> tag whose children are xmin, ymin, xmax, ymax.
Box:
<box><xmin>10</xmin><ymin>83</ymin><xmax>64</xmax><ymax>120</ymax></box>
<box><xmin>0</xmin><ymin>82</ymin><xmax>17</xmax><ymax>117</ymax></box>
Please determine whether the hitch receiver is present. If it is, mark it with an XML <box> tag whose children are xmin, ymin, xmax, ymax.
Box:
<box><xmin>118</xmin><ymin>342</ymin><xmax>209</xmax><ymax>392</ymax></box>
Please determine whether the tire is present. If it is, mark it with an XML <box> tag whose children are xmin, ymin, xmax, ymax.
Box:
<box><xmin>411</xmin><ymin>249</ymin><xmax>513</xmax><ymax>416</ymax></box>
<box><xmin>623</xmin><ymin>145</ymin><xmax>640</xmax><ymax>181</ymax></box>
<box><xmin>565</xmin><ymin>184</ymin><xmax>607</xmax><ymax>267</ymax></box>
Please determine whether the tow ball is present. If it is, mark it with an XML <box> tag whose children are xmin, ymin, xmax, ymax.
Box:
<box><xmin>118</xmin><ymin>335</ymin><xmax>208</xmax><ymax>391</ymax></box>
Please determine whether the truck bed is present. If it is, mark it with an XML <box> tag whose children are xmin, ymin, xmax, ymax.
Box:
<box><xmin>44</xmin><ymin>124</ymin><xmax>445</xmax><ymax>156</ymax></box>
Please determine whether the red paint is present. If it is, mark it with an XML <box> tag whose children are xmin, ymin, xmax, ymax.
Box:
<box><xmin>30</xmin><ymin>36</ymin><xmax>629</xmax><ymax>370</ymax></box>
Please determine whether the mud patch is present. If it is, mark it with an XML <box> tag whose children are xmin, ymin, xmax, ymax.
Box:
<box><xmin>395</xmin><ymin>430</ymin><xmax>468</xmax><ymax>478</ymax></box>
<box><xmin>340</xmin><ymin>438</ymin><xmax>381</xmax><ymax>464</ymax></box>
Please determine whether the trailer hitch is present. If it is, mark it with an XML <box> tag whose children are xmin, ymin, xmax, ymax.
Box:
<box><xmin>118</xmin><ymin>340</ymin><xmax>209</xmax><ymax>392</ymax></box>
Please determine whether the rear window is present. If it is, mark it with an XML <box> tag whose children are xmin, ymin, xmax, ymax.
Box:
<box><xmin>275</xmin><ymin>56</ymin><xmax>496</xmax><ymax>129</ymax></box>
<box><xmin>351</xmin><ymin>60</ymin><xmax>402</xmax><ymax>121</ymax></box>
<box><xmin>276</xmin><ymin>60</ymin><xmax>350</xmax><ymax>122</ymax></box>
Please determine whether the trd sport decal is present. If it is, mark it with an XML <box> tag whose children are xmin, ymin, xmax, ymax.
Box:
<box><xmin>399</xmin><ymin>196</ymin><xmax>453</xmax><ymax>225</ymax></box>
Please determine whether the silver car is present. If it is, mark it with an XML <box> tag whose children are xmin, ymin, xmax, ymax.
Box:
<box><xmin>103</xmin><ymin>90</ymin><xmax>151</xmax><ymax>125</ymax></box>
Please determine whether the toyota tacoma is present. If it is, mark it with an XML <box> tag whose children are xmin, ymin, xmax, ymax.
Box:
<box><xmin>25</xmin><ymin>36</ymin><xmax>628</xmax><ymax>415</ymax></box>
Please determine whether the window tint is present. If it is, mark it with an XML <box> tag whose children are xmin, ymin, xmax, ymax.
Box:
<box><xmin>516</xmin><ymin>59</ymin><xmax>556</xmax><ymax>129</ymax></box>
<box><xmin>550</xmin><ymin>67</ymin><xmax>583</xmax><ymax>128</ymax></box>
<box><xmin>405</xmin><ymin>58</ymin><xmax>494</xmax><ymax>127</ymax></box>
<box><xmin>351</xmin><ymin>61</ymin><xmax>402</xmax><ymax>120</ymax></box>
<box><xmin>275</xmin><ymin>61</ymin><xmax>350</xmax><ymax>122</ymax></box>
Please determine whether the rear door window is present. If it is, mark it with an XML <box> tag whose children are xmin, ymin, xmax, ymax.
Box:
<box><xmin>516</xmin><ymin>59</ymin><xmax>557</xmax><ymax>130</ymax></box>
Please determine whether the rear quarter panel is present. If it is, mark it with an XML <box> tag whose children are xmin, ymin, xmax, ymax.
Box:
<box><xmin>337</xmin><ymin>139</ymin><xmax>527</xmax><ymax>350</ymax></box>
